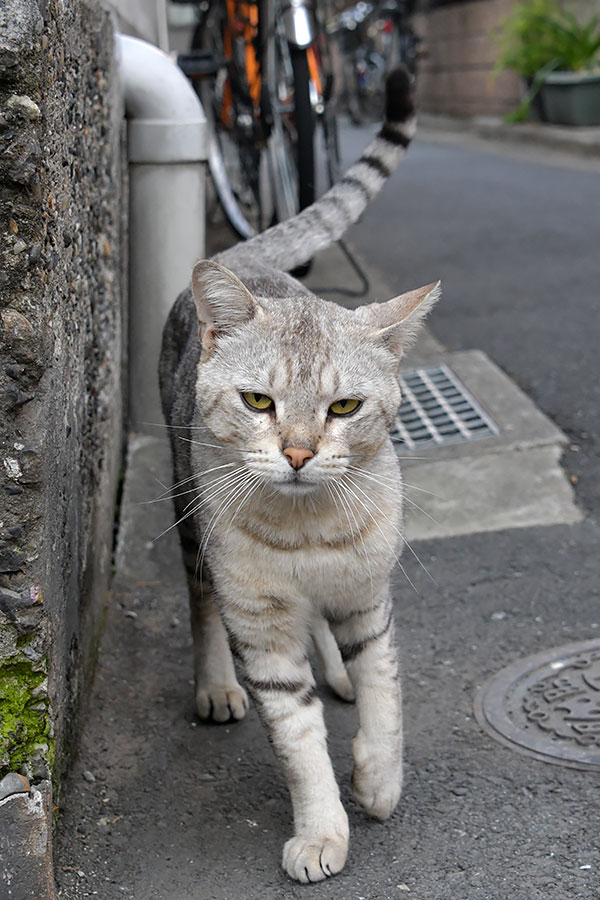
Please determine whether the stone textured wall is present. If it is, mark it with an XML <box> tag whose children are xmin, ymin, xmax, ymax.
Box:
<box><xmin>0</xmin><ymin>0</ymin><xmax>124</xmax><ymax>788</ymax></box>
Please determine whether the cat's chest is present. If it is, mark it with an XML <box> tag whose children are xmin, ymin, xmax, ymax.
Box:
<box><xmin>208</xmin><ymin>496</ymin><xmax>400</xmax><ymax>602</ymax></box>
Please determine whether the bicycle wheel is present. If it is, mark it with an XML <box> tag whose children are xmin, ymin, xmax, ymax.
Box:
<box><xmin>192</xmin><ymin>5</ymin><xmax>267</xmax><ymax>239</ymax></box>
<box><xmin>290</xmin><ymin>46</ymin><xmax>315</xmax><ymax>211</ymax></box>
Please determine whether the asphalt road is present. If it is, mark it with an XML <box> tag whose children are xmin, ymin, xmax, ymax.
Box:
<box><xmin>341</xmin><ymin>125</ymin><xmax>600</xmax><ymax>518</ymax></box>
<box><xmin>55</xmin><ymin>128</ymin><xmax>600</xmax><ymax>900</ymax></box>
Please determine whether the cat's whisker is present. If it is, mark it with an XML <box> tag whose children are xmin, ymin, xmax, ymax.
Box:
<box><xmin>345</xmin><ymin>452</ymin><xmax>429</xmax><ymax>462</ymax></box>
<box><xmin>348</xmin><ymin>466</ymin><xmax>439</xmax><ymax>552</ymax></box>
<box><xmin>152</xmin><ymin>469</ymin><xmax>250</xmax><ymax>541</ymax></box>
<box><xmin>191</xmin><ymin>468</ymin><xmax>252</xmax><ymax>513</ymax></box>
<box><xmin>346</xmin><ymin>465</ymin><xmax>442</xmax><ymax>499</ymax></box>
<box><xmin>339</xmin><ymin>476</ymin><xmax>399</xmax><ymax>563</ymax></box>
<box><xmin>148</xmin><ymin>462</ymin><xmax>238</xmax><ymax>503</ymax></box>
<box><xmin>345</xmin><ymin>466</ymin><xmax>442</xmax><ymax>505</ymax></box>
<box><xmin>402</xmin><ymin>482</ymin><xmax>444</xmax><ymax>500</ymax></box>
<box><xmin>344</xmin><ymin>472</ymin><xmax>435</xmax><ymax>586</ymax></box>
<box><xmin>177</xmin><ymin>436</ymin><xmax>261</xmax><ymax>455</ymax></box>
<box><xmin>150</xmin><ymin>472</ymin><xmax>170</xmax><ymax>491</ymax></box>
<box><xmin>340</xmin><ymin>475</ymin><xmax>420</xmax><ymax>596</ymax></box>
<box><xmin>403</xmin><ymin>495</ymin><xmax>442</xmax><ymax>528</ymax></box>
<box><xmin>328</xmin><ymin>480</ymin><xmax>375</xmax><ymax>602</ymax></box>
<box><xmin>163</xmin><ymin>471</ymin><xmax>245</xmax><ymax>520</ymax></box>
<box><xmin>143</xmin><ymin>463</ymin><xmax>240</xmax><ymax>506</ymax></box>
<box><xmin>197</xmin><ymin>472</ymin><xmax>263</xmax><ymax>585</ymax></box>
<box><xmin>138</xmin><ymin>420</ymin><xmax>204</xmax><ymax>430</ymax></box>
<box><xmin>197</xmin><ymin>478</ymin><xmax>255</xmax><ymax>582</ymax></box>
<box><xmin>400</xmin><ymin>533</ymin><xmax>437</xmax><ymax>586</ymax></box>
<box><xmin>184</xmin><ymin>470</ymin><xmax>249</xmax><ymax>511</ymax></box>
<box><xmin>345</xmin><ymin>465</ymin><xmax>400</xmax><ymax>488</ymax></box>
<box><xmin>142</xmin><ymin>484</ymin><xmax>202</xmax><ymax>506</ymax></box>
<box><xmin>152</xmin><ymin>497</ymin><xmax>204</xmax><ymax>542</ymax></box>
<box><xmin>226</xmin><ymin>473</ymin><xmax>264</xmax><ymax>533</ymax></box>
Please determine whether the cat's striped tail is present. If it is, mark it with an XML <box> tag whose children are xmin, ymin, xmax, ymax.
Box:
<box><xmin>216</xmin><ymin>67</ymin><xmax>416</xmax><ymax>274</ymax></box>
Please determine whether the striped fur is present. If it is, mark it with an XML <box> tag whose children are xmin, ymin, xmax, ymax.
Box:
<box><xmin>159</xmin><ymin>67</ymin><xmax>438</xmax><ymax>884</ymax></box>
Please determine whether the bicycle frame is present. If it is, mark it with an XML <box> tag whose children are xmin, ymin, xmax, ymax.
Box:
<box><xmin>183</xmin><ymin>0</ymin><xmax>337</xmax><ymax>238</ymax></box>
<box><xmin>282</xmin><ymin>0</ymin><xmax>317</xmax><ymax>48</ymax></box>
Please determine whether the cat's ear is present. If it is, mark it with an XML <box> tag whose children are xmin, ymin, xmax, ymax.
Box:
<box><xmin>191</xmin><ymin>260</ymin><xmax>258</xmax><ymax>349</ymax></box>
<box><xmin>357</xmin><ymin>281</ymin><xmax>441</xmax><ymax>358</ymax></box>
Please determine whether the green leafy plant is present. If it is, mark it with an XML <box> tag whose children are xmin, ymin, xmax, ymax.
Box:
<box><xmin>493</xmin><ymin>0</ymin><xmax>600</xmax><ymax>120</ymax></box>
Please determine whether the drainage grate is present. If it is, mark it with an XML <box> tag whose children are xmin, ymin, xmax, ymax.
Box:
<box><xmin>474</xmin><ymin>640</ymin><xmax>600</xmax><ymax>771</ymax></box>
<box><xmin>391</xmin><ymin>365</ymin><xmax>500</xmax><ymax>452</ymax></box>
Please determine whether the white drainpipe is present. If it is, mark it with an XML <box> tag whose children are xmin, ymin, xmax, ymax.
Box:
<box><xmin>115</xmin><ymin>33</ymin><xmax>207</xmax><ymax>429</ymax></box>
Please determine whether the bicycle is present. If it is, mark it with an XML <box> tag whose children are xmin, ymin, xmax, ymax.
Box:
<box><xmin>177</xmin><ymin>0</ymin><xmax>340</xmax><ymax>240</ymax></box>
<box><xmin>331</xmin><ymin>0</ymin><xmax>421</xmax><ymax>126</ymax></box>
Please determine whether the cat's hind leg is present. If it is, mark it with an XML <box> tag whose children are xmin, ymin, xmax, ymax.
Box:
<box><xmin>311</xmin><ymin>614</ymin><xmax>355</xmax><ymax>702</ymax></box>
<box><xmin>180</xmin><ymin>527</ymin><xmax>248</xmax><ymax>722</ymax></box>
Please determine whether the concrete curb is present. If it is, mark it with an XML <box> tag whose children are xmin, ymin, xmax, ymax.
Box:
<box><xmin>418</xmin><ymin>112</ymin><xmax>600</xmax><ymax>161</ymax></box>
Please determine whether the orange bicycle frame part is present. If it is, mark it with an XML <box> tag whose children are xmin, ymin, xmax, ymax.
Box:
<box><xmin>221</xmin><ymin>0</ymin><xmax>262</xmax><ymax>127</ymax></box>
<box><xmin>306</xmin><ymin>44</ymin><xmax>322</xmax><ymax>99</ymax></box>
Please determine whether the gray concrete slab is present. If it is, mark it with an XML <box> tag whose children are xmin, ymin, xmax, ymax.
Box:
<box><xmin>404</xmin><ymin>444</ymin><xmax>581</xmax><ymax>541</ymax></box>
<box><xmin>394</xmin><ymin>350</ymin><xmax>582</xmax><ymax>538</ymax></box>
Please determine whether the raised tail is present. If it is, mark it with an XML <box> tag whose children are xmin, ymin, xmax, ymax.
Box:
<box><xmin>215</xmin><ymin>67</ymin><xmax>416</xmax><ymax>274</ymax></box>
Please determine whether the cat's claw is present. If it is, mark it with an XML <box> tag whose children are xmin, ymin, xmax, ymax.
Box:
<box><xmin>195</xmin><ymin>684</ymin><xmax>248</xmax><ymax>723</ymax></box>
<box><xmin>282</xmin><ymin>832</ymin><xmax>348</xmax><ymax>883</ymax></box>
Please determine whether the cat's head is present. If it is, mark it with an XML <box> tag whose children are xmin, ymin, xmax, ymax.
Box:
<box><xmin>191</xmin><ymin>261</ymin><xmax>440</xmax><ymax>496</ymax></box>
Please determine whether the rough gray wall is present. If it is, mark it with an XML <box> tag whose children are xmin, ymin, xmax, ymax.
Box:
<box><xmin>0</xmin><ymin>0</ymin><xmax>124</xmax><ymax>788</ymax></box>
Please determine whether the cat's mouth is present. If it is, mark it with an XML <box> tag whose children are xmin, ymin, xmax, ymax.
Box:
<box><xmin>272</xmin><ymin>474</ymin><xmax>319</xmax><ymax>496</ymax></box>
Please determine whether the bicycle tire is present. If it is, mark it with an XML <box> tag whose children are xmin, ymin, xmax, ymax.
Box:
<box><xmin>290</xmin><ymin>46</ymin><xmax>315</xmax><ymax>211</ymax></box>
<box><xmin>192</xmin><ymin>6</ymin><xmax>264</xmax><ymax>240</ymax></box>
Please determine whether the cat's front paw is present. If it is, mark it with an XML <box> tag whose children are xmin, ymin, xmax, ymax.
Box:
<box><xmin>195</xmin><ymin>683</ymin><xmax>248</xmax><ymax>723</ymax></box>
<box><xmin>352</xmin><ymin>729</ymin><xmax>403</xmax><ymax>820</ymax></box>
<box><xmin>282</xmin><ymin>831</ymin><xmax>349</xmax><ymax>883</ymax></box>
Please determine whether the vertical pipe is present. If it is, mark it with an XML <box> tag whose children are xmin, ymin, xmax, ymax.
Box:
<box><xmin>115</xmin><ymin>33</ymin><xmax>207</xmax><ymax>428</ymax></box>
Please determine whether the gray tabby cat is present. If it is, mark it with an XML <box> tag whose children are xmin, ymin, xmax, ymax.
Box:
<box><xmin>159</xmin><ymin>68</ymin><xmax>440</xmax><ymax>882</ymax></box>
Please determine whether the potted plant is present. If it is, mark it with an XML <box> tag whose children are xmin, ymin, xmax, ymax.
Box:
<box><xmin>494</xmin><ymin>0</ymin><xmax>600</xmax><ymax>126</ymax></box>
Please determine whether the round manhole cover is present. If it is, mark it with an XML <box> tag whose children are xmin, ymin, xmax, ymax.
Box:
<box><xmin>474</xmin><ymin>639</ymin><xmax>600</xmax><ymax>770</ymax></box>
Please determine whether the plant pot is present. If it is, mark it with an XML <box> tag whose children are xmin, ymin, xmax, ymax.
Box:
<box><xmin>524</xmin><ymin>76</ymin><xmax>548</xmax><ymax>122</ymax></box>
<box><xmin>540</xmin><ymin>71</ymin><xmax>600</xmax><ymax>126</ymax></box>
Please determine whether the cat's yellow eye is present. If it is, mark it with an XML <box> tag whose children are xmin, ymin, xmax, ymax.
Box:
<box><xmin>242</xmin><ymin>391</ymin><xmax>274</xmax><ymax>411</ymax></box>
<box><xmin>329</xmin><ymin>398</ymin><xmax>362</xmax><ymax>416</ymax></box>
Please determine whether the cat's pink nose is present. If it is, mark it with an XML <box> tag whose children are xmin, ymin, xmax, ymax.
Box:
<box><xmin>283</xmin><ymin>447</ymin><xmax>314</xmax><ymax>470</ymax></box>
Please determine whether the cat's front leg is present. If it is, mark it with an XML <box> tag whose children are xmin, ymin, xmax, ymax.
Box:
<box><xmin>228</xmin><ymin>613</ymin><xmax>349</xmax><ymax>882</ymax></box>
<box><xmin>328</xmin><ymin>589</ymin><xmax>403</xmax><ymax>821</ymax></box>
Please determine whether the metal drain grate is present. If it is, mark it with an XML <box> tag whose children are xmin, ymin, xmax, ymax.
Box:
<box><xmin>391</xmin><ymin>365</ymin><xmax>500</xmax><ymax>452</ymax></box>
<box><xmin>474</xmin><ymin>640</ymin><xmax>600</xmax><ymax>771</ymax></box>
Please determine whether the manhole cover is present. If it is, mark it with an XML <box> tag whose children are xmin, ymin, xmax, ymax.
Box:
<box><xmin>474</xmin><ymin>639</ymin><xmax>600</xmax><ymax>770</ymax></box>
<box><xmin>392</xmin><ymin>365</ymin><xmax>499</xmax><ymax>452</ymax></box>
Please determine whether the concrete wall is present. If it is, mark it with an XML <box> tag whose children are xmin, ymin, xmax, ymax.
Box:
<box><xmin>415</xmin><ymin>0</ymin><xmax>599</xmax><ymax>118</ymax></box>
<box><xmin>106</xmin><ymin>0</ymin><xmax>168</xmax><ymax>49</ymax></box>
<box><xmin>0</xmin><ymin>0</ymin><xmax>125</xmax><ymax>789</ymax></box>
<box><xmin>415</xmin><ymin>0</ymin><xmax>522</xmax><ymax>117</ymax></box>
